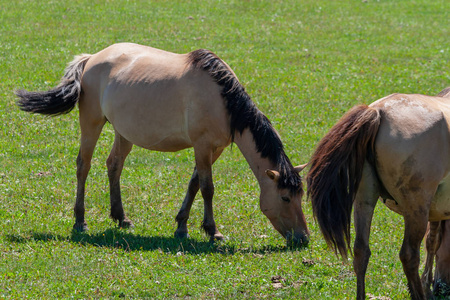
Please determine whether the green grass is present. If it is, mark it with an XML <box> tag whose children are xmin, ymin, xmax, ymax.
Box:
<box><xmin>1</xmin><ymin>0</ymin><xmax>449</xmax><ymax>298</ymax></box>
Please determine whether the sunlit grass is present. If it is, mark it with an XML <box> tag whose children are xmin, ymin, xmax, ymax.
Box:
<box><xmin>1</xmin><ymin>0</ymin><xmax>449</xmax><ymax>298</ymax></box>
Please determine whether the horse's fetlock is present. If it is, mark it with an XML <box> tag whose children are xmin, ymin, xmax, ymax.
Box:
<box><xmin>118</xmin><ymin>218</ymin><xmax>134</xmax><ymax>229</ymax></box>
<box><xmin>73</xmin><ymin>220</ymin><xmax>88</xmax><ymax>232</ymax></box>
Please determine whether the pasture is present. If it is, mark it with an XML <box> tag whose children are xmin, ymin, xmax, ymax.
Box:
<box><xmin>0</xmin><ymin>0</ymin><xmax>449</xmax><ymax>298</ymax></box>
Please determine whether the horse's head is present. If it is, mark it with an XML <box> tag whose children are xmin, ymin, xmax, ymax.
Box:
<box><xmin>260</xmin><ymin>164</ymin><xmax>309</xmax><ymax>246</ymax></box>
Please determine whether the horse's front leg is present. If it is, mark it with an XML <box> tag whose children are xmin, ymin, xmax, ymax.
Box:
<box><xmin>353</xmin><ymin>162</ymin><xmax>379</xmax><ymax>300</ymax></box>
<box><xmin>421</xmin><ymin>221</ymin><xmax>441</xmax><ymax>298</ymax></box>
<box><xmin>175</xmin><ymin>149</ymin><xmax>225</xmax><ymax>239</ymax></box>
<box><xmin>174</xmin><ymin>168</ymin><xmax>200</xmax><ymax>239</ymax></box>
<box><xmin>194</xmin><ymin>147</ymin><xmax>224</xmax><ymax>242</ymax></box>
<box><xmin>107</xmin><ymin>132</ymin><xmax>133</xmax><ymax>228</ymax></box>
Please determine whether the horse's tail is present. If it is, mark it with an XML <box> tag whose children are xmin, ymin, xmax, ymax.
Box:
<box><xmin>307</xmin><ymin>105</ymin><xmax>381</xmax><ymax>259</ymax></box>
<box><xmin>16</xmin><ymin>54</ymin><xmax>92</xmax><ymax>116</ymax></box>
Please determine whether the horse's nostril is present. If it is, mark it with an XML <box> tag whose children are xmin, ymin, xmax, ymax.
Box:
<box><xmin>286</xmin><ymin>232</ymin><xmax>309</xmax><ymax>247</ymax></box>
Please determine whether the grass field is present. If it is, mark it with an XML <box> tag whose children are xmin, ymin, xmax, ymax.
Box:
<box><xmin>1</xmin><ymin>0</ymin><xmax>449</xmax><ymax>299</ymax></box>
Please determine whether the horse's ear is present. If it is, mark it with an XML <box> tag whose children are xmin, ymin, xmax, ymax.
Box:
<box><xmin>293</xmin><ymin>163</ymin><xmax>308</xmax><ymax>173</ymax></box>
<box><xmin>266</xmin><ymin>169</ymin><xmax>280</xmax><ymax>182</ymax></box>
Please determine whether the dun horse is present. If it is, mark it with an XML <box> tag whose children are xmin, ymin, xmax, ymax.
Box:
<box><xmin>307</xmin><ymin>87</ymin><xmax>450</xmax><ymax>299</ymax></box>
<box><xmin>16</xmin><ymin>43</ymin><xmax>309</xmax><ymax>245</ymax></box>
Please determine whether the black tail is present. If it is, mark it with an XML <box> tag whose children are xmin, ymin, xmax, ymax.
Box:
<box><xmin>307</xmin><ymin>105</ymin><xmax>381</xmax><ymax>259</ymax></box>
<box><xmin>16</xmin><ymin>54</ymin><xmax>91</xmax><ymax>116</ymax></box>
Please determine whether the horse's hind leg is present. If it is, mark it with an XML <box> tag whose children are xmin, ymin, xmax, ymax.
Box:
<box><xmin>107</xmin><ymin>131</ymin><xmax>133</xmax><ymax>228</ymax></box>
<box><xmin>74</xmin><ymin>112</ymin><xmax>106</xmax><ymax>231</ymax></box>
<box><xmin>353</xmin><ymin>162</ymin><xmax>379</xmax><ymax>300</ymax></box>
<box><xmin>400</xmin><ymin>200</ymin><xmax>430</xmax><ymax>300</ymax></box>
<box><xmin>421</xmin><ymin>221</ymin><xmax>441</xmax><ymax>298</ymax></box>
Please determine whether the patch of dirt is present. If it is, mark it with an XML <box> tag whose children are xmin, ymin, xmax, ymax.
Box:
<box><xmin>271</xmin><ymin>275</ymin><xmax>285</xmax><ymax>289</ymax></box>
<box><xmin>367</xmin><ymin>293</ymin><xmax>391</xmax><ymax>300</ymax></box>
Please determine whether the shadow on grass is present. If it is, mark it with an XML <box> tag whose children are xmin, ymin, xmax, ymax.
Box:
<box><xmin>6</xmin><ymin>229</ymin><xmax>307</xmax><ymax>255</ymax></box>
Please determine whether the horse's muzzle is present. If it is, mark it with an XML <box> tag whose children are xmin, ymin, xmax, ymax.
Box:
<box><xmin>286</xmin><ymin>231</ymin><xmax>309</xmax><ymax>247</ymax></box>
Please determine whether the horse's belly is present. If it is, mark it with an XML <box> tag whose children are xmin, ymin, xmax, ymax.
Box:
<box><xmin>101</xmin><ymin>85</ymin><xmax>194</xmax><ymax>151</ymax></box>
<box><xmin>382</xmin><ymin>199</ymin><xmax>404</xmax><ymax>215</ymax></box>
<box><xmin>136</xmin><ymin>133</ymin><xmax>192</xmax><ymax>152</ymax></box>
<box><xmin>113</xmin><ymin>119</ymin><xmax>193</xmax><ymax>152</ymax></box>
<box><xmin>381</xmin><ymin>175</ymin><xmax>450</xmax><ymax>221</ymax></box>
<box><xmin>429</xmin><ymin>175</ymin><xmax>450</xmax><ymax>221</ymax></box>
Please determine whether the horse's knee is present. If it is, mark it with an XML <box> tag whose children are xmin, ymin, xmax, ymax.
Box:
<box><xmin>76</xmin><ymin>153</ymin><xmax>91</xmax><ymax>177</ymax></box>
<box><xmin>200</xmin><ymin>182</ymin><xmax>214</xmax><ymax>201</ymax></box>
<box><xmin>353</xmin><ymin>240</ymin><xmax>371</xmax><ymax>274</ymax></box>
<box><xmin>106</xmin><ymin>155</ymin><xmax>119</xmax><ymax>173</ymax></box>
<box><xmin>399</xmin><ymin>243</ymin><xmax>421</xmax><ymax>272</ymax></box>
<box><xmin>354</xmin><ymin>242</ymin><xmax>371</xmax><ymax>262</ymax></box>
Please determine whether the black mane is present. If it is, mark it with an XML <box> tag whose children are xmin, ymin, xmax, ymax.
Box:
<box><xmin>188</xmin><ymin>49</ymin><xmax>302</xmax><ymax>193</ymax></box>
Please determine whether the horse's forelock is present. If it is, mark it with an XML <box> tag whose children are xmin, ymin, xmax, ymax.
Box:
<box><xmin>278</xmin><ymin>157</ymin><xmax>303</xmax><ymax>194</ymax></box>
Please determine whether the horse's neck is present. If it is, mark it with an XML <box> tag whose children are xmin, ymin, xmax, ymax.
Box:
<box><xmin>233</xmin><ymin>128</ymin><xmax>276</xmax><ymax>185</ymax></box>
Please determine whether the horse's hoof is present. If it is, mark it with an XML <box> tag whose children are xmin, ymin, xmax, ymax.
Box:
<box><xmin>174</xmin><ymin>230</ymin><xmax>190</xmax><ymax>239</ymax></box>
<box><xmin>210</xmin><ymin>232</ymin><xmax>225</xmax><ymax>242</ymax></box>
<box><xmin>73</xmin><ymin>222</ymin><xmax>88</xmax><ymax>232</ymax></box>
<box><xmin>119</xmin><ymin>219</ymin><xmax>134</xmax><ymax>229</ymax></box>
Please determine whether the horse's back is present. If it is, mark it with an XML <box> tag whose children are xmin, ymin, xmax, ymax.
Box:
<box><xmin>370</xmin><ymin>93</ymin><xmax>450</xmax><ymax>220</ymax></box>
<box><xmin>79</xmin><ymin>43</ymin><xmax>231</xmax><ymax>152</ymax></box>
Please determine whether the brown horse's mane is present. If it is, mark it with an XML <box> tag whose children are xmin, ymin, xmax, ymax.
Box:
<box><xmin>188</xmin><ymin>49</ymin><xmax>302</xmax><ymax>193</ymax></box>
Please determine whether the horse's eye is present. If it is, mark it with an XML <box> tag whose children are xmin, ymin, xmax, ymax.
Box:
<box><xmin>281</xmin><ymin>196</ymin><xmax>290</xmax><ymax>203</ymax></box>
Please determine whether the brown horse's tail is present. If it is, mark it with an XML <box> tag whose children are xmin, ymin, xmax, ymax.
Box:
<box><xmin>307</xmin><ymin>105</ymin><xmax>381</xmax><ymax>259</ymax></box>
<box><xmin>16</xmin><ymin>54</ymin><xmax>92</xmax><ymax>116</ymax></box>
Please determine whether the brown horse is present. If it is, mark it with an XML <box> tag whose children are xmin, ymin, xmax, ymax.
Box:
<box><xmin>307</xmin><ymin>87</ymin><xmax>450</xmax><ymax>299</ymax></box>
<box><xmin>16</xmin><ymin>43</ymin><xmax>309</xmax><ymax>245</ymax></box>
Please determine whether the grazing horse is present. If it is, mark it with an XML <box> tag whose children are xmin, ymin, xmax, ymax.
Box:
<box><xmin>307</xmin><ymin>87</ymin><xmax>450</xmax><ymax>299</ymax></box>
<box><xmin>16</xmin><ymin>43</ymin><xmax>309</xmax><ymax>245</ymax></box>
